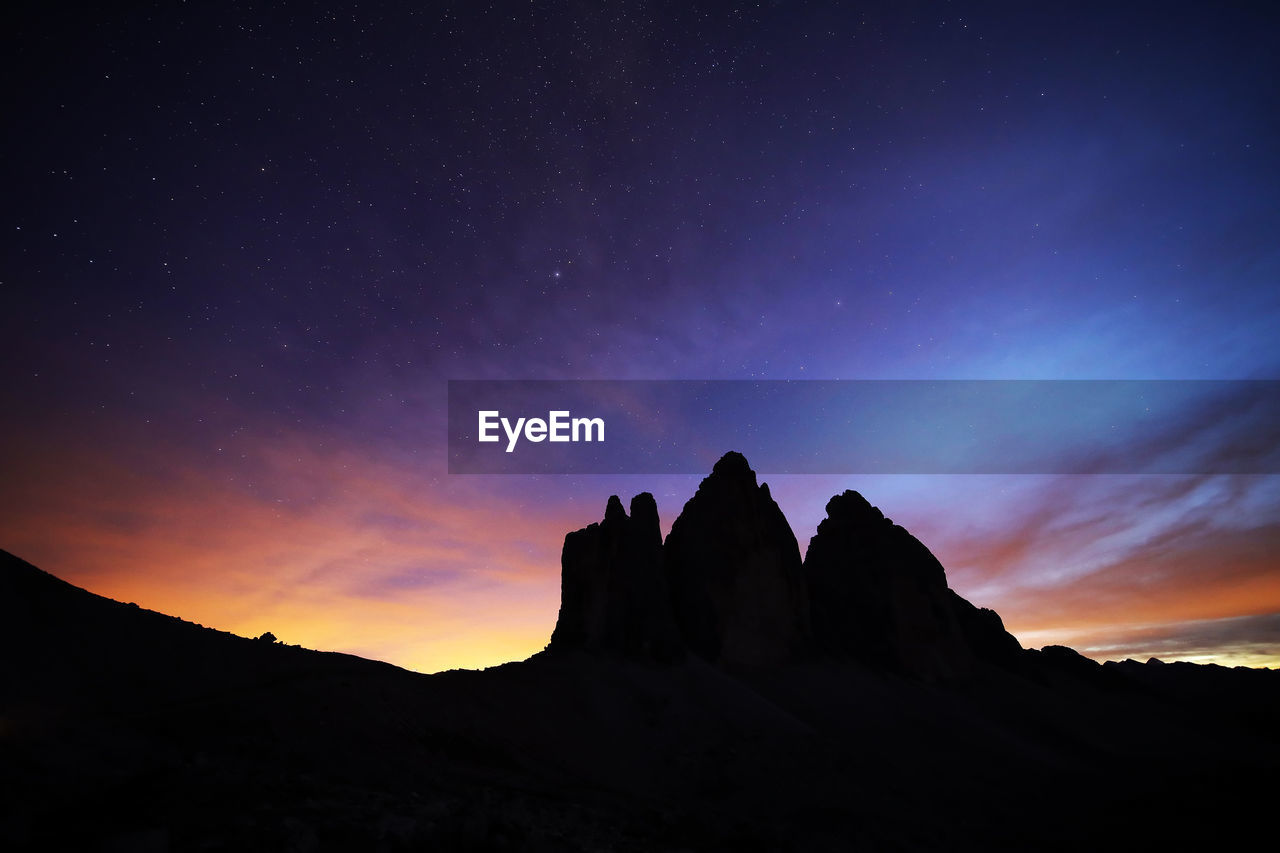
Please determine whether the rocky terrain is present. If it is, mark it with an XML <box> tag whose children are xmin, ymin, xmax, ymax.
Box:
<box><xmin>3</xmin><ymin>452</ymin><xmax>1278</xmax><ymax>851</ymax></box>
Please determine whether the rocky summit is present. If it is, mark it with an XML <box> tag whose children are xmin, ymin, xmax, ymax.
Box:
<box><xmin>549</xmin><ymin>451</ymin><xmax>1020</xmax><ymax>678</ymax></box>
<box><xmin>805</xmin><ymin>489</ymin><xmax>1023</xmax><ymax>679</ymax></box>
<box><xmin>664</xmin><ymin>451</ymin><xmax>812</xmax><ymax>667</ymax></box>
<box><xmin>548</xmin><ymin>492</ymin><xmax>684</xmax><ymax>661</ymax></box>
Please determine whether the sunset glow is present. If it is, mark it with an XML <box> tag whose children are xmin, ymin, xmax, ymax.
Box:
<box><xmin>4</xmin><ymin>3</ymin><xmax>1278</xmax><ymax>673</ymax></box>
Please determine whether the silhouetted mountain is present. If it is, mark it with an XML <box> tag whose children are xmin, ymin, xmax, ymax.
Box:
<box><xmin>804</xmin><ymin>489</ymin><xmax>1022</xmax><ymax>678</ymax></box>
<box><xmin>4</xmin><ymin>453</ymin><xmax>1280</xmax><ymax>851</ymax></box>
<box><xmin>548</xmin><ymin>493</ymin><xmax>684</xmax><ymax>661</ymax></box>
<box><xmin>664</xmin><ymin>451</ymin><xmax>811</xmax><ymax>666</ymax></box>
<box><xmin>552</xmin><ymin>454</ymin><xmax>1019</xmax><ymax>679</ymax></box>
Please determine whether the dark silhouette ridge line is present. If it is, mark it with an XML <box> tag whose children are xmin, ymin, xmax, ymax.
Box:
<box><xmin>4</xmin><ymin>456</ymin><xmax>1279</xmax><ymax>851</ymax></box>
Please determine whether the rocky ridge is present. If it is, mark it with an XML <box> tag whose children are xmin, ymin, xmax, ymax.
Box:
<box><xmin>548</xmin><ymin>451</ymin><xmax>1022</xmax><ymax>678</ymax></box>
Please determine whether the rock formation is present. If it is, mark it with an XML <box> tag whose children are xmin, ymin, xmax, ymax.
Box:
<box><xmin>548</xmin><ymin>452</ymin><xmax>1021</xmax><ymax>678</ymax></box>
<box><xmin>547</xmin><ymin>492</ymin><xmax>684</xmax><ymax>661</ymax></box>
<box><xmin>663</xmin><ymin>451</ymin><xmax>812</xmax><ymax>667</ymax></box>
<box><xmin>803</xmin><ymin>489</ymin><xmax>1021</xmax><ymax>678</ymax></box>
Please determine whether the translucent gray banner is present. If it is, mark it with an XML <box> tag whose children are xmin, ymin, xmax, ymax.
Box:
<box><xmin>447</xmin><ymin>380</ymin><xmax>1280</xmax><ymax>474</ymax></box>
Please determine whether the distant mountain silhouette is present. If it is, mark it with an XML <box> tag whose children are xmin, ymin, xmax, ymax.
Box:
<box><xmin>4</xmin><ymin>452</ymin><xmax>1279</xmax><ymax>851</ymax></box>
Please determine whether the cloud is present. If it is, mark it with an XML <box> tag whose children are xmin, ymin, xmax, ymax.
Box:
<box><xmin>0</xmin><ymin>418</ymin><xmax>587</xmax><ymax>673</ymax></box>
<box><xmin>5</xmin><ymin>380</ymin><xmax>1277</xmax><ymax>672</ymax></box>
<box><xmin>920</xmin><ymin>471</ymin><xmax>1280</xmax><ymax>665</ymax></box>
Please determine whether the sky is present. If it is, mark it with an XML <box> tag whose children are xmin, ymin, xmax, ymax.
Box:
<box><xmin>3</xmin><ymin>1</ymin><xmax>1279</xmax><ymax>671</ymax></box>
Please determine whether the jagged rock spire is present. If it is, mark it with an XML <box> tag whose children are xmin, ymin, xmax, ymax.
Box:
<box><xmin>547</xmin><ymin>492</ymin><xmax>684</xmax><ymax>661</ymax></box>
<box><xmin>548</xmin><ymin>453</ymin><xmax>1021</xmax><ymax>679</ymax></box>
<box><xmin>663</xmin><ymin>452</ymin><xmax>812</xmax><ymax>666</ymax></box>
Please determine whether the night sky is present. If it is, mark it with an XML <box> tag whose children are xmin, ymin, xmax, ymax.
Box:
<box><xmin>4</xmin><ymin>1</ymin><xmax>1279</xmax><ymax>671</ymax></box>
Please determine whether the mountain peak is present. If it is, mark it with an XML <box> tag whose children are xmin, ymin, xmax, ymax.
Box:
<box><xmin>604</xmin><ymin>494</ymin><xmax>627</xmax><ymax>524</ymax></box>
<box><xmin>821</xmin><ymin>489</ymin><xmax>884</xmax><ymax>527</ymax></box>
<box><xmin>547</xmin><ymin>492</ymin><xmax>683</xmax><ymax>661</ymax></box>
<box><xmin>804</xmin><ymin>490</ymin><xmax>1021</xmax><ymax>678</ymax></box>
<box><xmin>550</xmin><ymin>453</ymin><xmax>1023</xmax><ymax>679</ymax></box>
<box><xmin>664</xmin><ymin>453</ymin><xmax>811</xmax><ymax>666</ymax></box>
<box><xmin>710</xmin><ymin>450</ymin><xmax>755</xmax><ymax>481</ymax></box>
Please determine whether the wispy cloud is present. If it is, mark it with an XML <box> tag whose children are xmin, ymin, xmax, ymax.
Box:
<box><xmin>0</xmin><ymin>421</ymin><xmax>586</xmax><ymax>672</ymax></box>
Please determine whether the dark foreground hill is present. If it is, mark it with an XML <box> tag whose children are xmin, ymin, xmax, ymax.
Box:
<box><xmin>3</xmin><ymin>453</ymin><xmax>1279</xmax><ymax>851</ymax></box>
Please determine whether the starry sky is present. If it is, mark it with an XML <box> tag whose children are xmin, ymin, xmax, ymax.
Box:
<box><xmin>4</xmin><ymin>1</ymin><xmax>1279</xmax><ymax>671</ymax></box>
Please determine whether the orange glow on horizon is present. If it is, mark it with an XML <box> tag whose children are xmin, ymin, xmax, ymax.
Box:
<box><xmin>0</xmin><ymin>424</ymin><xmax>575</xmax><ymax>673</ymax></box>
<box><xmin>2</xmin><ymin>421</ymin><xmax>1276</xmax><ymax>673</ymax></box>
